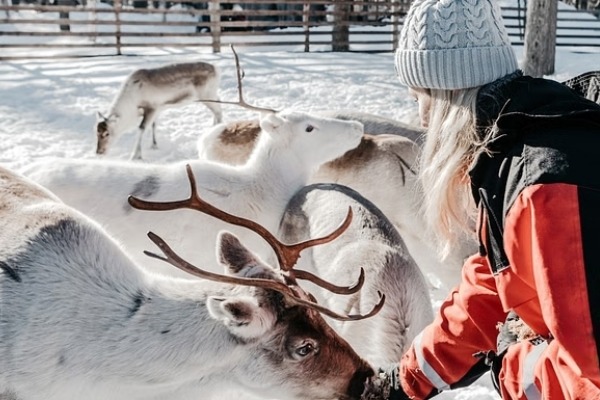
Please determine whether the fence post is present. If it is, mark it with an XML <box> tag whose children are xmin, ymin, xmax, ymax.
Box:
<box><xmin>57</xmin><ymin>0</ymin><xmax>72</xmax><ymax>31</ymax></box>
<box><xmin>209</xmin><ymin>0</ymin><xmax>221</xmax><ymax>53</ymax></box>
<box><xmin>114</xmin><ymin>0</ymin><xmax>122</xmax><ymax>55</ymax></box>
<box><xmin>523</xmin><ymin>0</ymin><xmax>557</xmax><ymax>76</ymax></box>
<box><xmin>391</xmin><ymin>0</ymin><xmax>400</xmax><ymax>51</ymax></box>
<box><xmin>303</xmin><ymin>2</ymin><xmax>310</xmax><ymax>52</ymax></box>
<box><xmin>332</xmin><ymin>0</ymin><xmax>350</xmax><ymax>51</ymax></box>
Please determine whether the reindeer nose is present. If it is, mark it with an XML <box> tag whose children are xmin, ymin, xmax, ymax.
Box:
<box><xmin>346</xmin><ymin>364</ymin><xmax>374</xmax><ymax>399</ymax></box>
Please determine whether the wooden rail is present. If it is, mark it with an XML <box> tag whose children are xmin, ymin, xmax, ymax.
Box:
<box><xmin>1</xmin><ymin>0</ymin><xmax>599</xmax><ymax>59</ymax></box>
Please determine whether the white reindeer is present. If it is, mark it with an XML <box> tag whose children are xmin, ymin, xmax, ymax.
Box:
<box><xmin>96</xmin><ymin>60</ymin><xmax>223</xmax><ymax>160</ymax></box>
<box><xmin>196</xmin><ymin>116</ymin><xmax>476</xmax><ymax>292</ymax></box>
<box><xmin>23</xmin><ymin>110</ymin><xmax>363</xmax><ymax>278</ymax></box>
<box><xmin>278</xmin><ymin>182</ymin><xmax>434</xmax><ymax>367</ymax></box>
<box><xmin>0</xmin><ymin>165</ymin><xmax>381</xmax><ymax>400</ymax></box>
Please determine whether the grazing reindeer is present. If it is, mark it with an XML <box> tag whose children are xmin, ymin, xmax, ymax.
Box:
<box><xmin>0</xmin><ymin>164</ymin><xmax>382</xmax><ymax>400</ymax></box>
<box><xmin>96</xmin><ymin>60</ymin><xmax>223</xmax><ymax>160</ymax></box>
<box><xmin>278</xmin><ymin>183</ymin><xmax>433</xmax><ymax>367</ymax></box>
<box><xmin>23</xmin><ymin>50</ymin><xmax>364</xmax><ymax>278</ymax></box>
<box><xmin>196</xmin><ymin>117</ymin><xmax>475</xmax><ymax>292</ymax></box>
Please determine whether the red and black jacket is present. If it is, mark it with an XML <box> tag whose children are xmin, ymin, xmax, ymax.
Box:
<box><xmin>399</xmin><ymin>72</ymin><xmax>600</xmax><ymax>400</ymax></box>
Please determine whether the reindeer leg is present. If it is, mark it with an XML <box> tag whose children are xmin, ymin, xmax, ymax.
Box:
<box><xmin>130</xmin><ymin>128</ymin><xmax>145</xmax><ymax>161</ymax></box>
<box><xmin>204</xmin><ymin>101</ymin><xmax>223</xmax><ymax>125</ymax></box>
<box><xmin>151</xmin><ymin>121</ymin><xmax>158</xmax><ymax>149</ymax></box>
<box><xmin>131</xmin><ymin>108</ymin><xmax>157</xmax><ymax>160</ymax></box>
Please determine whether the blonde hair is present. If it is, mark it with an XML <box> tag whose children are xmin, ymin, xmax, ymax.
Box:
<box><xmin>418</xmin><ymin>87</ymin><xmax>493</xmax><ymax>260</ymax></box>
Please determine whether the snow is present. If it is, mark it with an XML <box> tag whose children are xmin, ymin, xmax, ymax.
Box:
<box><xmin>1</xmin><ymin>3</ymin><xmax>600</xmax><ymax>399</ymax></box>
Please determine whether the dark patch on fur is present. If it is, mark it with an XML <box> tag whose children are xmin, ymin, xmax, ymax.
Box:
<box><xmin>131</xmin><ymin>62</ymin><xmax>216</xmax><ymax>87</ymax></box>
<box><xmin>161</xmin><ymin>329</ymin><xmax>171</xmax><ymax>334</ymax></box>
<box><xmin>128</xmin><ymin>292</ymin><xmax>148</xmax><ymax>318</ymax></box>
<box><xmin>220</xmin><ymin>120</ymin><xmax>261</xmax><ymax>146</ymax></box>
<box><xmin>96</xmin><ymin>120</ymin><xmax>108</xmax><ymax>134</ymax></box>
<box><xmin>165</xmin><ymin>93</ymin><xmax>191</xmax><ymax>105</ymax></box>
<box><xmin>58</xmin><ymin>354</ymin><xmax>66</xmax><ymax>366</ymax></box>
<box><xmin>0</xmin><ymin>261</ymin><xmax>21</xmax><ymax>283</ymax></box>
<box><xmin>126</xmin><ymin>176</ymin><xmax>161</xmax><ymax>213</ymax></box>
<box><xmin>192</xmin><ymin>75</ymin><xmax>209</xmax><ymax>87</ymax></box>
<box><xmin>324</xmin><ymin>135</ymin><xmax>377</xmax><ymax>170</ymax></box>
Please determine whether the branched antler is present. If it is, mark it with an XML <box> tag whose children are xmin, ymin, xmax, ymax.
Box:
<box><xmin>143</xmin><ymin>231</ymin><xmax>385</xmax><ymax>321</ymax></box>
<box><xmin>201</xmin><ymin>44</ymin><xmax>279</xmax><ymax>113</ymax></box>
<box><xmin>128</xmin><ymin>164</ymin><xmax>385</xmax><ymax>321</ymax></box>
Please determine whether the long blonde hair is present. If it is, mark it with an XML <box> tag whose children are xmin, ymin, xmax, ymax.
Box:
<box><xmin>418</xmin><ymin>87</ymin><xmax>493</xmax><ymax>260</ymax></box>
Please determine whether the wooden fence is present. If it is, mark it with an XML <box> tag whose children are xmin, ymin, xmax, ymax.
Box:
<box><xmin>1</xmin><ymin>0</ymin><xmax>600</xmax><ymax>59</ymax></box>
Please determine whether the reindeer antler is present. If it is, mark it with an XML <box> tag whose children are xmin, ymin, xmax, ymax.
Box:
<box><xmin>143</xmin><ymin>231</ymin><xmax>384</xmax><ymax>321</ymax></box>
<box><xmin>201</xmin><ymin>44</ymin><xmax>279</xmax><ymax>114</ymax></box>
<box><xmin>128</xmin><ymin>164</ymin><xmax>385</xmax><ymax>321</ymax></box>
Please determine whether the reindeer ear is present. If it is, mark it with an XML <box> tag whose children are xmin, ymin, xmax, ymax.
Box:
<box><xmin>207</xmin><ymin>296</ymin><xmax>275</xmax><ymax>338</ymax></box>
<box><xmin>259</xmin><ymin>112</ymin><xmax>285</xmax><ymax>133</ymax></box>
<box><xmin>207</xmin><ymin>296</ymin><xmax>256</xmax><ymax>323</ymax></box>
<box><xmin>217</xmin><ymin>231</ymin><xmax>256</xmax><ymax>274</ymax></box>
<box><xmin>217</xmin><ymin>231</ymin><xmax>270</xmax><ymax>277</ymax></box>
<box><xmin>96</xmin><ymin>111</ymin><xmax>107</xmax><ymax>121</ymax></box>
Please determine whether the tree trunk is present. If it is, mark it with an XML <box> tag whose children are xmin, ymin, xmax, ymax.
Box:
<box><xmin>332</xmin><ymin>0</ymin><xmax>350</xmax><ymax>52</ymax></box>
<box><xmin>523</xmin><ymin>0</ymin><xmax>558</xmax><ymax>77</ymax></box>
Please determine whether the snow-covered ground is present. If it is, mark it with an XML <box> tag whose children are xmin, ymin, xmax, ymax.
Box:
<box><xmin>1</xmin><ymin>3</ymin><xmax>600</xmax><ymax>398</ymax></box>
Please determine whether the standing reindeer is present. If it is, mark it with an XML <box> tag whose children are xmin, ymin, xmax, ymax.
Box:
<box><xmin>0</xmin><ymin>164</ymin><xmax>382</xmax><ymax>400</ymax></box>
<box><xmin>96</xmin><ymin>60</ymin><xmax>223</xmax><ymax>160</ymax></box>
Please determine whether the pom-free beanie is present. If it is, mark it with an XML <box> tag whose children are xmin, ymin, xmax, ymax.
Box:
<box><xmin>395</xmin><ymin>0</ymin><xmax>519</xmax><ymax>90</ymax></box>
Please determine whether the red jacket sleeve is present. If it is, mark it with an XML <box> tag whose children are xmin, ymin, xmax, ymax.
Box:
<box><xmin>399</xmin><ymin>254</ymin><xmax>507</xmax><ymax>399</ymax></box>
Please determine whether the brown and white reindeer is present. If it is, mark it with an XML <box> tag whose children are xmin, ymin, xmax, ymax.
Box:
<box><xmin>0</xmin><ymin>164</ymin><xmax>383</xmax><ymax>400</ymax></box>
<box><xmin>23</xmin><ymin>49</ymin><xmax>364</xmax><ymax>279</ymax></box>
<box><xmin>96</xmin><ymin>60</ymin><xmax>223</xmax><ymax>160</ymax></box>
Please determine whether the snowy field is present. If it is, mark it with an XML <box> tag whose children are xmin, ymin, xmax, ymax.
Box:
<box><xmin>1</xmin><ymin>4</ymin><xmax>600</xmax><ymax>398</ymax></box>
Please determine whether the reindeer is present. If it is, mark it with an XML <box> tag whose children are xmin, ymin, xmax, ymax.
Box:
<box><xmin>196</xmin><ymin>117</ymin><xmax>475</xmax><ymax>292</ymax></box>
<box><xmin>96</xmin><ymin>60</ymin><xmax>223</xmax><ymax>160</ymax></box>
<box><xmin>23</xmin><ymin>49</ymin><xmax>364</xmax><ymax>278</ymax></box>
<box><xmin>0</xmin><ymin>164</ymin><xmax>383</xmax><ymax>400</ymax></box>
<box><xmin>278</xmin><ymin>183</ymin><xmax>434</xmax><ymax>367</ymax></box>
<box><xmin>197</xmin><ymin>111</ymin><xmax>423</xmax><ymax>164</ymax></box>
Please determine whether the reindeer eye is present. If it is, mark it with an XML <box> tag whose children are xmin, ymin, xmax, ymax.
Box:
<box><xmin>295</xmin><ymin>341</ymin><xmax>316</xmax><ymax>358</ymax></box>
<box><xmin>305</xmin><ymin>125</ymin><xmax>314</xmax><ymax>133</ymax></box>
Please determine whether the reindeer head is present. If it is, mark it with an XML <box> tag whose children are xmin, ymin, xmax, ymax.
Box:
<box><xmin>259</xmin><ymin>110</ymin><xmax>363</xmax><ymax>169</ymax></box>
<box><xmin>95</xmin><ymin>111</ymin><xmax>118</xmax><ymax>155</ymax></box>
<box><xmin>208</xmin><ymin>231</ymin><xmax>374</xmax><ymax>399</ymax></box>
<box><xmin>128</xmin><ymin>164</ymin><xmax>385</xmax><ymax>400</ymax></box>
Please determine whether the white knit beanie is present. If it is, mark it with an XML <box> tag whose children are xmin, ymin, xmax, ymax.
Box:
<box><xmin>395</xmin><ymin>0</ymin><xmax>519</xmax><ymax>90</ymax></box>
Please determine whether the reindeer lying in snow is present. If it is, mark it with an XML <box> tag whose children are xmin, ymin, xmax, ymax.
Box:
<box><xmin>0</xmin><ymin>164</ymin><xmax>383</xmax><ymax>400</ymax></box>
<box><xmin>279</xmin><ymin>183</ymin><xmax>434</xmax><ymax>367</ymax></box>
<box><xmin>96</xmin><ymin>60</ymin><xmax>223</xmax><ymax>160</ymax></box>
<box><xmin>196</xmin><ymin>115</ymin><xmax>476</xmax><ymax>292</ymax></box>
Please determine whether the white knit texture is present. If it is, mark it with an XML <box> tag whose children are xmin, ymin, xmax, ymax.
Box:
<box><xmin>395</xmin><ymin>0</ymin><xmax>519</xmax><ymax>89</ymax></box>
